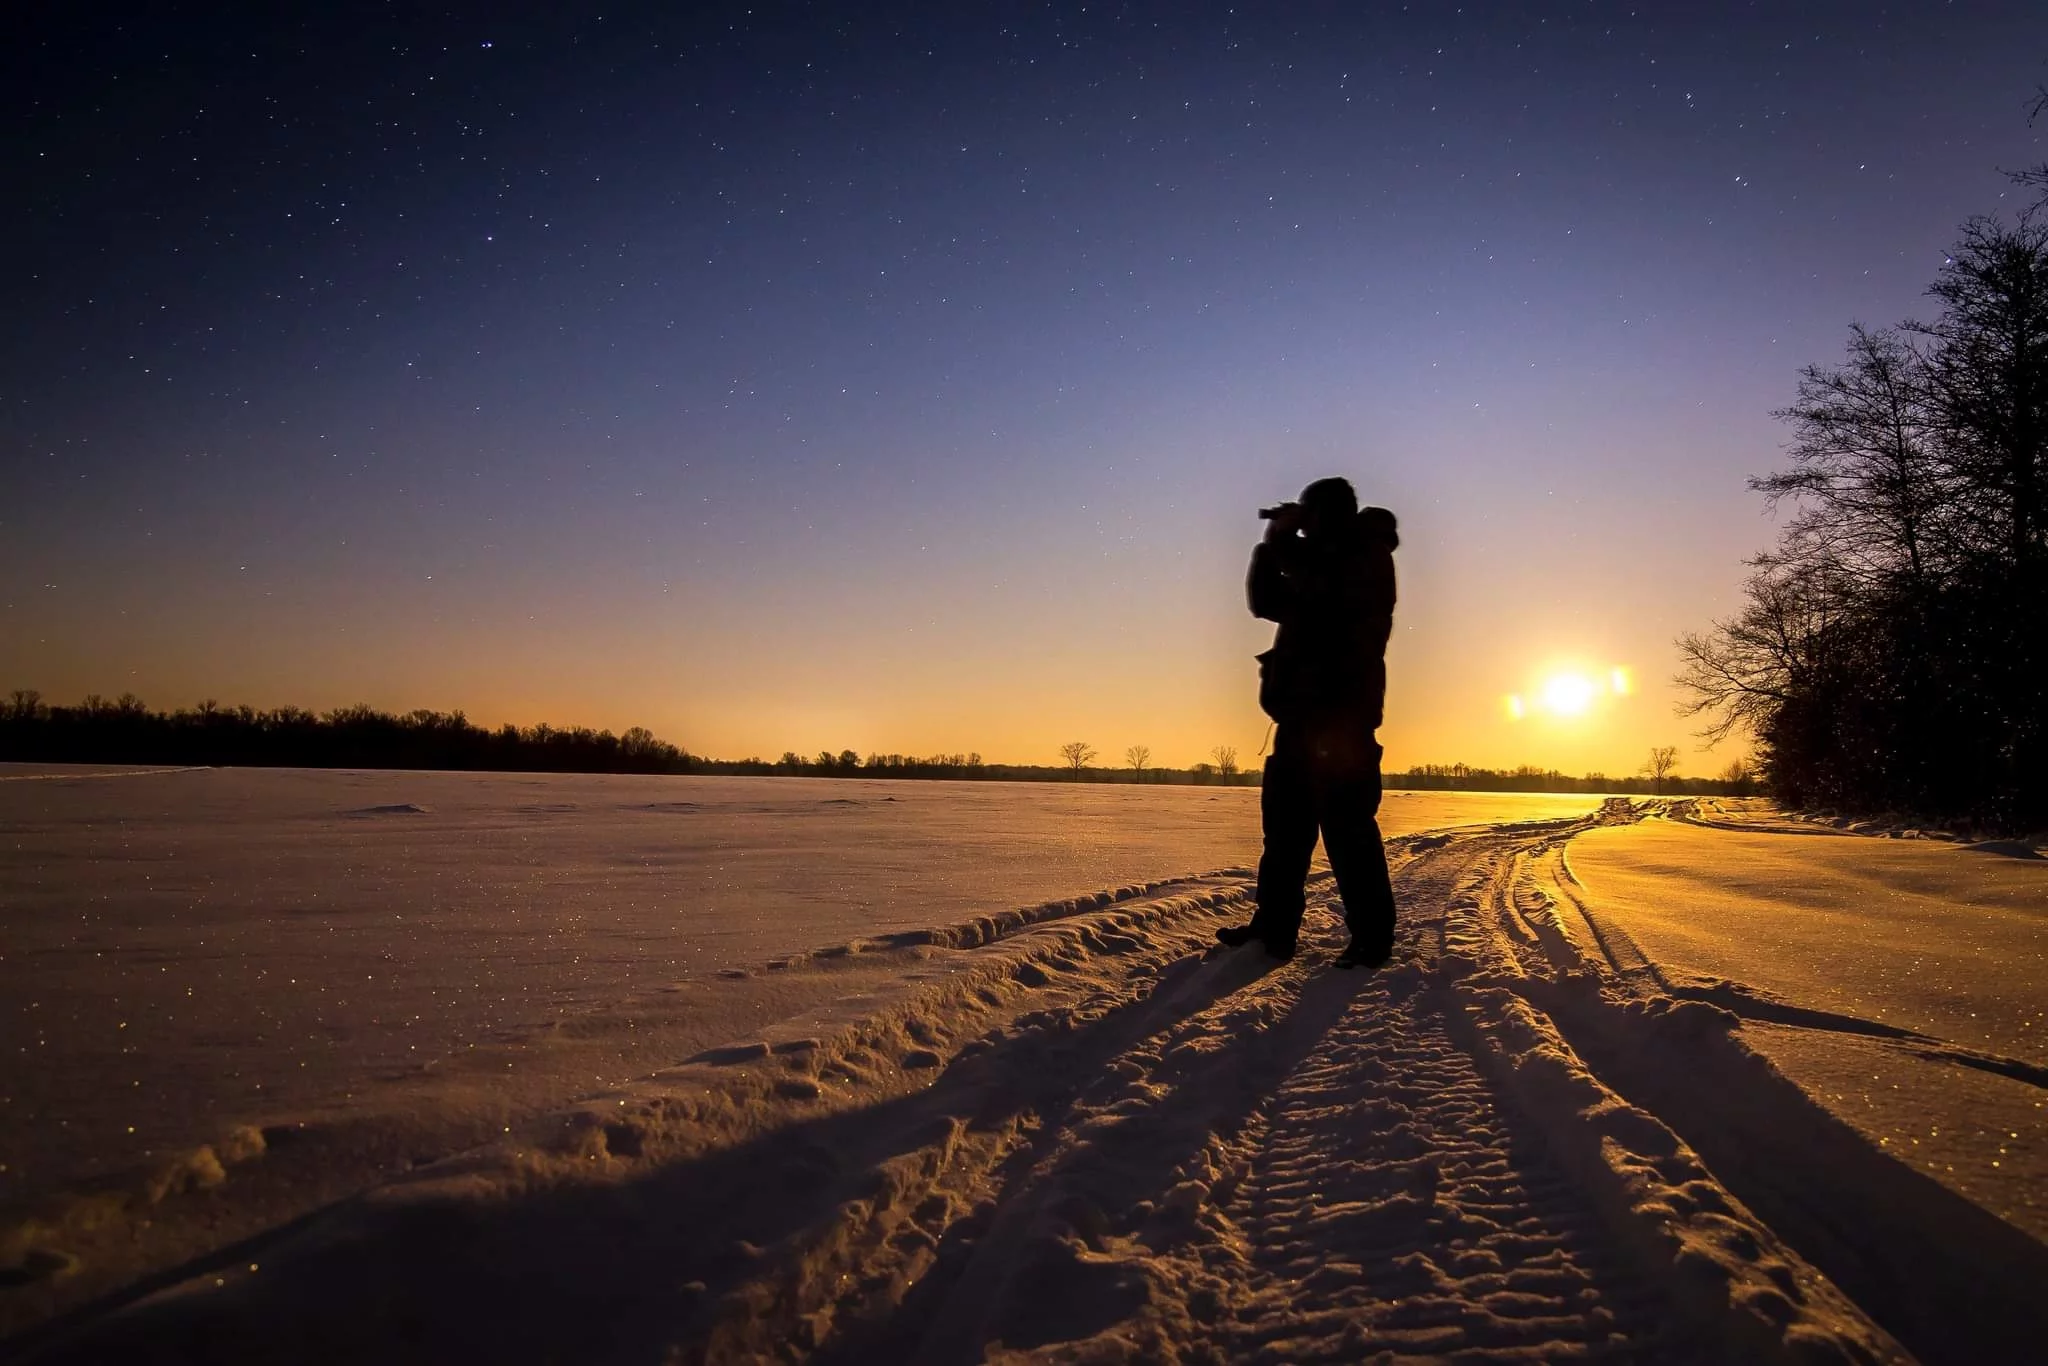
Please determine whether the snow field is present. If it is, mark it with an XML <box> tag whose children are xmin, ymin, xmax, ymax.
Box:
<box><xmin>1563</xmin><ymin>813</ymin><xmax>2048</xmax><ymax>1245</ymax></box>
<box><xmin>22</xmin><ymin>804</ymin><xmax>1991</xmax><ymax>1364</ymax></box>
<box><xmin>0</xmin><ymin>765</ymin><xmax>1599</xmax><ymax>1209</ymax></box>
<box><xmin>1500</xmin><ymin>811</ymin><xmax>2048</xmax><ymax>1363</ymax></box>
<box><xmin>1</xmin><ymin>770</ymin><xmax>1597</xmax><ymax>1342</ymax></box>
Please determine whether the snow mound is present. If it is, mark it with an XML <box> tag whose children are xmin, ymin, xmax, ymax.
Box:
<box><xmin>1960</xmin><ymin>839</ymin><xmax>2043</xmax><ymax>859</ymax></box>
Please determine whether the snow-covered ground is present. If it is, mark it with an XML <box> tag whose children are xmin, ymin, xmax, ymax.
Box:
<box><xmin>2</xmin><ymin>774</ymin><xmax>2041</xmax><ymax>1363</ymax></box>
<box><xmin>0</xmin><ymin>766</ymin><xmax>1597</xmax><ymax>1330</ymax></box>
<box><xmin>1564</xmin><ymin>810</ymin><xmax>2047</xmax><ymax>1244</ymax></box>
<box><xmin>0</xmin><ymin>767</ymin><xmax>1596</xmax><ymax>1198</ymax></box>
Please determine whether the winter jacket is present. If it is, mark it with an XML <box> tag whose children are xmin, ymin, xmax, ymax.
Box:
<box><xmin>1248</xmin><ymin>507</ymin><xmax>1398</xmax><ymax>728</ymax></box>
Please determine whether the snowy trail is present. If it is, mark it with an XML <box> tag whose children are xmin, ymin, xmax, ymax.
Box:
<box><xmin>14</xmin><ymin>806</ymin><xmax>2042</xmax><ymax>1363</ymax></box>
<box><xmin>1185</xmin><ymin>955</ymin><xmax>1687</xmax><ymax>1362</ymax></box>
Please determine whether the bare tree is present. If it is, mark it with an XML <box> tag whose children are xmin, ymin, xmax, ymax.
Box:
<box><xmin>1676</xmin><ymin>176</ymin><xmax>2048</xmax><ymax>824</ymax></box>
<box><xmin>1211</xmin><ymin>745</ymin><xmax>1239</xmax><ymax>778</ymax></box>
<box><xmin>1675</xmin><ymin>562</ymin><xmax>1850</xmax><ymax>744</ymax></box>
<box><xmin>2010</xmin><ymin>85</ymin><xmax>2048</xmax><ymax>204</ymax></box>
<box><xmin>1125</xmin><ymin>744</ymin><xmax>1151</xmax><ymax>782</ymax></box>
<box><xmin>1641</xmin><ymin>746</ymin><xmax>1680</xmax><ymax>795</ymax></box>
<box><xmin>1059</xmin><ymin>741</ymin><xmax>1097</xmax><ymax>777</ymax></box>
<box><xmin>1914</xmin><ymin>212</ymin><xmax>2048</xmax><ymax>571</ymax></box>
<box><xmin>1759</xmin><ymin>324</ymin><xmax>1950</xmax><ymax>588</ymax></box>
<box><xmin>1718</xmin><ymin>755</ymin><xmax>1758</xmax><ymax>795</ymax></box>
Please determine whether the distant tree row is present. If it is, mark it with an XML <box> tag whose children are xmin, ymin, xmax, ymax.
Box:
<box><xmin>4</xmin><ymin>692</ymin><xmax>1763</xmax><ymax>797</ymax></box>
<box><xmin>0</xmin><ymin>694</ymin><xmax>1272</xmax><ymax>785</ymax></box>
<box><xmin>1389</xmin><ymin>751</ymin><xmax>1756</xmax><ymax>798</ymax></box>
<box><xmin>770</xmin><ymin>750</ymin><xmax>989</xmax><ymax>778</ymax></box>
<box><xmin>1677</xmin><ymin>190</ymin><xmax>2048</xmax><ymax>828</ymax></box>
<box><xmin>1055</xmin><ymin>741</ymin><xmax>1245</xmax><ymax>782</ymax></box>
<box><xmin>0</xmin><ymin>691</ymin><xmax>696</xmax><ymax>774</ymax></box>
<box><xmin>751</xmin><ymin>741</ymin><xmax>1260</xmax><ymax>785</ymax></box>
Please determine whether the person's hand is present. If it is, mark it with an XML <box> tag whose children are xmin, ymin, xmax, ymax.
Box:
<box><xmin>1263</xmin><ymin>502</ymin><xmax>1304</xmax><ymax>542</ymax></box>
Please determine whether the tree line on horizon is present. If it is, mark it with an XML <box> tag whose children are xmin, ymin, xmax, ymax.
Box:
<box><xmin>1677</xmin><ymin>156</ymin><xmax>2048</xmax><ymax>831</ymax></box>
<box><xmin>1389</xmin><ymin>754</ymin><xmax>1749</xmax><ymax>798</ymax></box>
<box><xmin>0</xmin><ymin>693</ymin><xmax>1271</xmax><ymax>785</ymax></box>
<box><xmin>1</xmin><ymin>692</ymin><xmax>1763</xmax><ymax>795</ymax></box>
<box><xmin>0</xmin><ymin>691</ymin><xmax>697</xmax><ymax>775</ymax></box>
<box><xmin>0</xmin><ymin>692</ymin><xmax>1271</xmax><ymax>785</ymax></box>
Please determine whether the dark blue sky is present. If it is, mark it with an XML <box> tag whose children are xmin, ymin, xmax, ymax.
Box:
<box><xmin>6</xmin><ymin>2</ymin><xmax>2043</xmax><ymax>769</ymax></box>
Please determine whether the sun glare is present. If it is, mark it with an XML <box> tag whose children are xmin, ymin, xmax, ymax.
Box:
<box><xmin>1505</xmin><ymin>662</ymin><xmax>1635</xmax><ymax>724</ymax></box>
<box><xmin>1541</xmin><ymin>672</ymin><xmax>1597</xmax><ymax>716</ymax></box>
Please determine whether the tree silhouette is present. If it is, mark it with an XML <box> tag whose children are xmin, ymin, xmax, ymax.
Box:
<box><xmin>1676</xmin><ymin>565</ymin><xmax>1843</xmax><ymax>746</ymax></box>
<box><xmin>1678</xmin><ymin>207</ymin><xmax>2048</xmax><ymax>826</ymax></box>
<box><xmin>1758</xmin><ymin>324</ymin><xmax>1949</xmax><ymax>588</ymax></box>
<box><xmin>1059</xmin><ymin>741</ymin><xmax>1096</xmax><ymax>777</ymax></box>
<box><xmin>1212</xmin><ymin>745</ymin><xmax>1239</xmax><ymax>778</ymax></box>
<box><xmin>1918</xmin><ymin>215</ymin><xmax>2048</xmax><ymax>570</ymax></box>
<box><xmin>1640</xmin><ymin>746</ymin><xmax>1679</xmax><ymax>795</ymax></box>
<box><xmin>0</xmin><ymin>694</ymin><xmax>699</xmax><ymax>775</ymax></box>
<box><xmin>1125</xmin><ymin>744</ymin><xmax>1151</xmax><ymax>781</ymax></box>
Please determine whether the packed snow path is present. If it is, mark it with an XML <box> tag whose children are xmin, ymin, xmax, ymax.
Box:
<box><xmin>1184</xmin><ymin>953</ymin><xmax>1687</xmax><ymax>1362</ymax></box>
<box><xmin>15</xmin><ymin>804</ymin><xmax>2044</xmax><ymax>1364</ymax></box>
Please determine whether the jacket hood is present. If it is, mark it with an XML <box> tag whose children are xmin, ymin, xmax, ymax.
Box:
<box><xmin>1359</xmin><ymin>505</ymin><xmax>1399</xmax><ymax>551</ymax></box>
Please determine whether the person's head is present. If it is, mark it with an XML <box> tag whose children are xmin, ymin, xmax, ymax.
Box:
<box><xmin>1298</xmin><ymin>476</ymin><xmax>1358</xmax><ymax>539</ymax></box>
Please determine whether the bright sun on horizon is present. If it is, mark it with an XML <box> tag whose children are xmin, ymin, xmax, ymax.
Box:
<box><xmin>1541</xmin><ymin>672</ymin><xmax>1598</xmax><ymax>716</ymax></box>
<box><xmin>1505</xmin><ymin>666</ymin><xmax>1634</xmax><ymax>724</ymax></box>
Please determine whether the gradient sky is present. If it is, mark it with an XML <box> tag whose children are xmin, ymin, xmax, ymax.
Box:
<box><xmin>5</xmin><ymin>2</ymin><xmax>2044</xmax><ymax>774</ymax></box>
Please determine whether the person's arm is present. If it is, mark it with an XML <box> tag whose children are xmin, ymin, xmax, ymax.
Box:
<box><xmin>1247</xmin><ymin>538</ymin><xmax>1298</xmax><ymax>621</ymax></box>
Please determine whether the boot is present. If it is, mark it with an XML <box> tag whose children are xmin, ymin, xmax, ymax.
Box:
<box><xmin>1335</xmin><ymin>939</ymin><xmax>1390</xmax><ymax>970</ymax></box>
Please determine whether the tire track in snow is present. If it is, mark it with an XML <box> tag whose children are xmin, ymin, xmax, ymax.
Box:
<box><xmin>1209</xmin><ymin>973</ymin><xmax>1694</xmax><ymax>1363</ymax></box>
<box><xmin>807</xmin><ymin>841</ymin><xmax>1700</xmax><ymax>1364</ymax></box>
<box><xmin>793</xmin><ymin>826</ymin><xmax>1887</xmax><ymax>1364</ymax></box>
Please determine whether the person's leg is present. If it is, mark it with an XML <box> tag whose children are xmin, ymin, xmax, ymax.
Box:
<box><xmin>1241</xmin><ymin>733</ymin><xmax>1318</xmax><ymax>954</ymax></box>
<box><xmin>1319</xmin><ymin>738</ymin><xmax>1396</xmax><ymax>963</ymax></box>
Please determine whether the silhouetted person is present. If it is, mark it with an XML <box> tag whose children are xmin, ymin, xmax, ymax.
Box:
<box><xmin>1216</xmin><ymin>477</ymin><xmax>1399</xmax><ymax>968</ymax></box>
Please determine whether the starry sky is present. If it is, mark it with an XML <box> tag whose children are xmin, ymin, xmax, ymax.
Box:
<box><xmin>5</xmin><ymin>2</ymin><xmax>2044</xmax><ymax>774</ymax></box>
